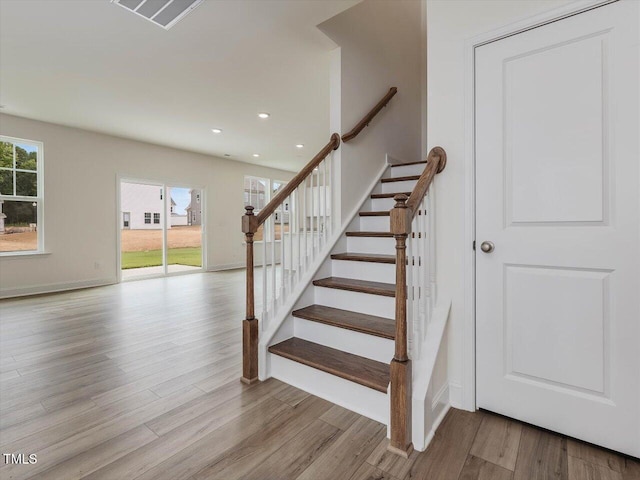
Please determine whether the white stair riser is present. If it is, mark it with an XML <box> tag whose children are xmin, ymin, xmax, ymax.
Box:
<box><xmin>359</xmin><ymin>216</ymin><xmax>390</xmax><ymax>231</ymax></box>
<box><xmin>331</xmin><ymin>259</ymin><xmax>395</xmax><ymax>283</ymax></box>
<box><xmin>294</xmin><ymin>318</ymin><xmax>394</xmax><ymax>363</ymax></box>
<box><xmin>390</xmin><ymin>164</ymin><xmax>425</xmax><ymax>177</ymax></box>
<box><xmin>269</xmin><ymin>354</ymin><xmax>389</xmax><ymax>424</ymax></box>
<box><xmin>314</xmin><ymin>286</ymin><xmax>395</xmax><ymax>318</ymax></box>
<box><xmin>371</xmin><ymin>197</ymin><xmax>397</xmax><ymax>210</ymax></box>
<box><xmin>347</xmin><ymin>236</ymin><xmax>395</xmax><ymax>255</ymax></box>
<box><xmin>382</xmin><ymin>180</ymin><xmax>418</xmax><ymax>193</ymax></box>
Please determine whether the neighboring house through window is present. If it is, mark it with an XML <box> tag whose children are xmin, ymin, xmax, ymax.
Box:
<box><xmin>0</xmin><ymin>136</ymin><xmax>43</xmax><ymax>254</ymax></box>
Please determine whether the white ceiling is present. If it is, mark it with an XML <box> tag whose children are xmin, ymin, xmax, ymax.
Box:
<box><xmin>0</xmin><ymin>0</ymin><xmax>361</xmax><ymax>172</ymax></box>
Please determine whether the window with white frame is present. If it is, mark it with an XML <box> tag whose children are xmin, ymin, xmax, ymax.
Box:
<box><xmin>0</xmin><ymin>136</ymin><xmax>43</xmax><ymax>254</ymax></box>
<box><xmin>153</xmin><ymin>213</ymin><xmax>160</xmax><ymax>224</ymax></box>
<box><xmin>144</xmin><ymin>212</ymin><xmax>151</xmax><ymax>224</ymax></box>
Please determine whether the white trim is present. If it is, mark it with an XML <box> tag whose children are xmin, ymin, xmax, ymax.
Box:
<box><xmin>422</xmin><ymin>389</ymin><xmax>451</xmax><ymax>451</ymax></box>
<box><xmin>448</xmin><ymin>382</ymin><xmax>463</xmax><ymax>409</ymax></box>
<box><xmin>0</xmin><ymin>277</ymin><xmax>115</xmax><ymax>299</ymax></box>
<box><xmin>207</xmin><ymin>262</ymin><xmax>245</xmax><ymax>272</ymax></box>
<box><xmin>462</xmin><ymin>0</ymin><xmax>615</xmax><ymax>413</ymax></box>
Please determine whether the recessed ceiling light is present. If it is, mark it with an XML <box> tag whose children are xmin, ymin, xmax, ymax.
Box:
<box><xmin>295</xmin><ymin>144</ymin><xmax>304</xmax><ymax>149</ymax></box>
<box><xmin>252</xmin><ymin>154</ymin><xmax>260</xmax><ymax>158</ymax></box>
<box><xmin>257</xmin><ymin>112</ymin><xmax>270</xmax><ymax>119</ymax></box>
<box><xmin>211</xmin><ymin>128</ymin><xmax>222</xmax><ymax>134</ymax></box>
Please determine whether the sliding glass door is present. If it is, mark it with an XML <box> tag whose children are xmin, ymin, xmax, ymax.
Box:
<box><xmin>120</xmin><ymin>180</ymin><xmax>203</xmax><ymax>280</ymax></box>
<box><xmin>167</xmin><ymin>186</ymin><xmax>202</xmax><ymax>274</ymax></box>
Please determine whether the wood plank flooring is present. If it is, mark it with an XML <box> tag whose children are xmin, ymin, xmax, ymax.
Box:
<box><xmin>0</xmin><ymin>271</ymin><xmax>637</xmax><ymax>479</ymax></box>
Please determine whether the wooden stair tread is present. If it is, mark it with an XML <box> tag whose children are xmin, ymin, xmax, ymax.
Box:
<box><xmin>331</xmin><ymin>252</ymin><xmax>395</xmax><ymax>264</ymax></box>
<box><xmin>390</xmin><ymin>160</ymin><xmax>427</xmax><ymax>167</ymax></box>
<box><xmin>371</xmin><ymin>192</ymin><xmax>412</xmax><ymax>199</ymax></box>
<box><xmin>346</xmin><ymin>231</ymin><xmax>393</xmax><ymax>237</ymax></box>
<box><xmin>292</xmin><ymin>305</ymin><xmax>395</xmax><ymax>339</ymax></box>
<box><xmin>313</xmin><ymin>276</ymin><xmax>395</xmax><ymax>297</ymax></box>
<box><xmin>268</xmin><ymin>338</ymin><xmax>390</xmax><ymax>392</ymax></box>
<box><xmin>381</xmin><ymin>175</ymin><xmax>420</xmax><ymax>183</ymax></box>
<box><xmin>359</xmin><ymin>211</ymin><xmax>390</xmax><ymax>217</ymax></box>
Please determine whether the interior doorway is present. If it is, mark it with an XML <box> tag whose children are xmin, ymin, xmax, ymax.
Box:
<box><xmin>119</xmin><ymin>180</ymin><xmax>204</xmax><ymax>280</ymax></box>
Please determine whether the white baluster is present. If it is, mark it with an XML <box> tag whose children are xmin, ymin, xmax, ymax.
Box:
<box><xmin>303</xmin><ymin>178</ymin><xmax>307</xmax><ymax>273</ymax></box>
<box><xmin>315</xmin><ymin>168</ymin><xmax>320</xmax><ymax>256</ymax></box>
<box><xmin>328</xmin><ymin>154</ymin><xmax>333</xmax><ymax>237</ymax></box>
<box><xmin>287</xmin><ymin>195</ymin><xmax>293</xmax><ymax>295</ymax></box>
<box><xmin>262</xmin><ymin>220</ymin><xmax>267</xmax><ymax>330</ymax></box>
<box><xmin>322</xmin><ymin>159</ymin><xmax>327</xmax><ymax>246</ymax></box>
<box><xmin>270</xmin><ymin>214</ymin><xmax>276</xmax><ymax>311</ymax></box>
<box><xmin>309</xmin><ymin>172</ymin><xmax>316</xmax><ymax>262</ymax></box>
<box><xmin>280</xmin><ymin>202</ymin><xmax>285</xmax><ymax>303</ymax></box>
<box><xmin>407</xmin><ymin>220</ymin><xmax>415</xmax><ymax>359</ymax></box>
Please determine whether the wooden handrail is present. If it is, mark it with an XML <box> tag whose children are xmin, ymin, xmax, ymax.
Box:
<box><xmin>406</xmin><ymin>146</ymin><xmax>446</xmax><ymax>219</ymax></box>
<box><xmin>244</xmin><ymin>133</ymin><xmax>341</xmax><ymax>232</ymax></box>
<box><xmin>388</xmin><ymin>146</ymin><xmax>446</xmax><ymax>457</ymax></box>
<box><xmin>341</xmin><ymin>87</ymin><xmax>398</xmax><ymax>142</ymax></box>
<box><xmin>391</xmin><ymin>147</ymin><xmax>447</xmax><ymax>235</ymax></box>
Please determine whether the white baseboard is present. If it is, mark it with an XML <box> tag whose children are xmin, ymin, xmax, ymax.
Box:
<box><xmin>206</xmin><ymin>262</ymin><xmax>245</xmax><ymax>272</ymax></box>
<box><xmin>449</xmin><ymin>382</ymin><xmax>464</xmax><ymax>409</ymax></box>
<box><xmin>423</xmin><ymin>391</ymin><xmax>451</xmax><ymax>450</ymax></box>
<box><xmin>0</xmin><ymin>277</ymin><xmax>116</xmax><ymax>299</ymax></box>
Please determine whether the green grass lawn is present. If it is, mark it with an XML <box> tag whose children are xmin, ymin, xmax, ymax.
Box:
<box><xmin>121</xmin><ymin>247</ymin><xmax>202</xmax><ymax>269</ymax></box>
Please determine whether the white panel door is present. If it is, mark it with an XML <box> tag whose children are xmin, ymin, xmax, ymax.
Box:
<box><xmin>475</xmin><ymin>1</ymin><xmax>639</xmax><ymax>457</ymax></box>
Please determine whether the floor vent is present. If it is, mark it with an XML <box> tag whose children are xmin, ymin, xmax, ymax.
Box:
<box><xmin>111</xmin><ymin>0</ymin><xmax>204</xmax><ymax>30</ymax></box>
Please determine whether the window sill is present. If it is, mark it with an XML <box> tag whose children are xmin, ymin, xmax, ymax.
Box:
<box><xmin>0</xmin><ymin>251</ymin><xmax>51</xmax><ymax>259</ymax></box>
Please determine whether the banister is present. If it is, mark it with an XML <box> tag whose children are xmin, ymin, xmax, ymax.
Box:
<box><xmin>247</xmin><ymin>133</ymin><xmax>340</xmax><ymax>231</ymax></box>
<box><xmin>341</xmin><ymin>87</ymin><xmax>398</xmax><ymax>143</ymax></box>
<box><xmin>388</xmin><ymin>146</ymin><xmax>446</xmax><ymax>456</ymax></box>
<box><xmin>405</xmin><ymin>147</ymin><xmax>446</xmax><ymax>222</ymax></box>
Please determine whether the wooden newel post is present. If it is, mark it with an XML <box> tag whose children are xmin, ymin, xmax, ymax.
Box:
<box><xmin>241</xmin><ymin>206</ymin><xmax>259</xmax><ymax>384</ymax></box>
<box><xmin>388</xmin><ymin>194</ymin><xmax>413</xmax><ymax>457</ymax></box>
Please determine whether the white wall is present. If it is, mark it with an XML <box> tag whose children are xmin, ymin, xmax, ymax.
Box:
<box><xmin>319</xmin><ymin>0</ymin><xmax>424</xmax><ymax>219</ymax></box>
<box><xmin>425</xmin><ymin>0</ymin><xmax>576</xmax><ymax>408</ymax></box>
<box><xmin>0</xmin><ymin>113</ymin><xmax>294</xmax><ymax>297</ymax></box>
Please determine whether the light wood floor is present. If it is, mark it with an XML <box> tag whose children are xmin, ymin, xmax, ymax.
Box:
<box><xmin>0</xmin><ymin>271</ymin><xmax>637</xmax><ymax>480</ymax></box>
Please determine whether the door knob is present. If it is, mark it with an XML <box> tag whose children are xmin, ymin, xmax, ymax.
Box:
<box><xmin>480</xmin><ymin>241</ymin><xmax>495</xmax><ymax>253</ymax></box>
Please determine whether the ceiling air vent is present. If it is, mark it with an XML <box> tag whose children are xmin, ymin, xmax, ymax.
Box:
<box><xmin>111</xmin><ymin>0</ymin><xmax>204</xmax><ymax>30</ymax></box>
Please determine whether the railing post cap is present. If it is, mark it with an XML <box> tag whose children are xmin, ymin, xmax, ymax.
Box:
<box><xmin>330</xmin><ymin>132</ymin><xmax>341</xmax><ymax>150</ymax></box>
<box><xmin>393</xmin><ymin>194</ymin><xmax>409</xmax><ymax>207</ymax></box>
<box><xmin>244</xmin><ymin>206</ymin><xmax>255</xmax><ymax>215</ymax></box>
<box><xmin>428</xmin><ymin>146</ymin><xmax>447</xmax><ymax>174</ymax></box>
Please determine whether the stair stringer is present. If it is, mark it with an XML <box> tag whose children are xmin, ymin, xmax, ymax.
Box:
<box><xmin>258</xmin><ymin>159</ymin><xmax>391</xmax><ymax>380</ymax></box>
<box><xmin>409</xmin><ymin>300</ymin><xmax>452</xmax><ymax>451</ymax></box>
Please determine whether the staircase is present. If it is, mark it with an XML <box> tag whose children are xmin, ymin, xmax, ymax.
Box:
<box><xmin>268</xmin><ymin>161</ymin><xmax>426</xmax><ymax>402</ymax></box>
<box><xmin>241</xmin><ymin>87</ymin><xmax>448</xmax><ymax>456</ymax></box>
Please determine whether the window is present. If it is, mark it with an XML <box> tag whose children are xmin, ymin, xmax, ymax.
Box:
<box><xmin>0</xmin><ymin>136</ymin><xmax>43</xmax><ymax>254</ymax></box>
<box><xmin>144</xmin><ymin>212</ymin><xmax>151</xmax><ymax>224</ymax></box>
<box><xmin>153</xmin><ymin>213</ymin><xmax>160</xmax><ymax>224</ymax></box>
